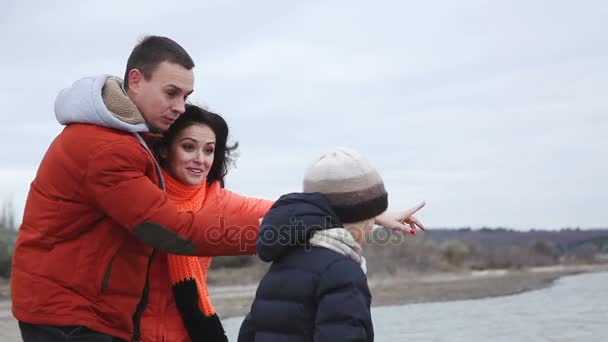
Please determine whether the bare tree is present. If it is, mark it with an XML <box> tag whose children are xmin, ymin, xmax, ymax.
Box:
<box><xmin>1</xmin><ymin>199</ymin><xmax>16</xmax><ymax>231</ymax></box>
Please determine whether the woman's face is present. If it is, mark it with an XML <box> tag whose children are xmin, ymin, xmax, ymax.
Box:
<box><xmin>164</xmin><ymin>123</ymin><xmax>216</xmax><ymax>185</ymax></box>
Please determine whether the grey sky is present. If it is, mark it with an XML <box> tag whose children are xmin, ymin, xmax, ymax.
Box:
<box><xmin>1</xmin><ymin>0</ymin><xmax>606</xmax><ymax>229</ymax></box>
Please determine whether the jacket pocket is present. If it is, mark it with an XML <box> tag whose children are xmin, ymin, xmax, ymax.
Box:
<box><xmin>100</xmin><ymin>251</ymin><xmax>119</xmax><ymax>292</ymax></box>
<box><xmin>95</xmin><ymin>232</ymin><xmax>126</xmax><ymax>295</ymax></box>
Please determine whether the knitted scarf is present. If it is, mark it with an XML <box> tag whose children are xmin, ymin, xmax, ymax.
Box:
<box><xmin>162</xmin><ymin>169</ymin><xmax>228</xmax><ymax>342</ymax></box>
<box><xmin>309</xmin><ymin>228</ymin><xmax>367</xmax><ymax>274</ymax></box>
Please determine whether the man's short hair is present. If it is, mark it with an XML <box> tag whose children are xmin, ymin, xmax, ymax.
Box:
<box><xmin>123</xmin><ymin>36</ymin><xmax>195</xmax><ymax>90</ymax></box>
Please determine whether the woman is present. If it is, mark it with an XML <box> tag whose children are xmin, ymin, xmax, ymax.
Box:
<box><xmin>141</xmin><ymin>104</ymin><xmax>273</xmax><ymax>341</ymax></box>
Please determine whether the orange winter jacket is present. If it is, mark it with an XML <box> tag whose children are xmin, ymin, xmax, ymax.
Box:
<box><xmin>11</xmin><ymin>123</ymin><xmax>268</xmax><ymax>341</ymax></box>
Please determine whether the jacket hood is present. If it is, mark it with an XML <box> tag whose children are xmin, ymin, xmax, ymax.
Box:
<box><xmin>54</xmin><ymin>75</ymin><xmax>149</xmax><ymax>132</ymax></box>
<box><xmin>256</xmin><ymin>192</ymin><xmax>343</xmax><ymax>262</ymax></box>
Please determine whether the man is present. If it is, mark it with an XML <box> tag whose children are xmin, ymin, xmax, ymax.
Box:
<box><xmin>12</xmin><ymin>36</ymin><xmax>268</xmax><ymax>341</ymax></box>
<box><xmin>11</xmin><ymin>36</ymin><xmax>425</xmax><ymax>341</ymax></box>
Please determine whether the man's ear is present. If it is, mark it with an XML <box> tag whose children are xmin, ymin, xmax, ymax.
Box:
<box><xmin>128</xmin><ymin>69</ymin><xmax>144</xmax><ymax>93</ymax></box>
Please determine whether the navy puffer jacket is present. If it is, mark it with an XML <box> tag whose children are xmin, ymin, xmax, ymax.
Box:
<box><xmin>238</xmin><ymin>192</ymin><xmax>373</xmax><ymax>342</ymax></box>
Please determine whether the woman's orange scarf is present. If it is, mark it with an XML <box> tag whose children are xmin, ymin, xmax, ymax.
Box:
<box><xmin>162</xmin><ymin>169</ymin><xmax>227</xmax><ymax>342</ymax></box>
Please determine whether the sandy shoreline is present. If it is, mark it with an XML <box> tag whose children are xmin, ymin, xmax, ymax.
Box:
<box><xmin>0</xmin><ymin>264</ymin><xmax>605</xmax><ymax>340</ymax></box>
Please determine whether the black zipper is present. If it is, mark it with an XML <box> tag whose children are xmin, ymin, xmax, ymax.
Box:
<box><xmin>130</xmin><ymin>249</ymin><xmax>157</xmax><ymax>342</ymax></box>
<box><xmin>130</xmin><ymin>133</ymin><xmax>165</xmax><ymax>341</ymax></box>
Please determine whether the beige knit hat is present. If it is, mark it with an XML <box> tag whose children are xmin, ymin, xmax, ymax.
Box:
<box><xmin>303</xmin><ymin>147</ymin><xmax>388</xmax><ymax>223</ymax></box>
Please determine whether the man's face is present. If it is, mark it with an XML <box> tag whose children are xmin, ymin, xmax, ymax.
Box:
<box><xmin>128</xmin><ymin>61</ymin><xmax>194</xmax><ymax>132</ymax></box>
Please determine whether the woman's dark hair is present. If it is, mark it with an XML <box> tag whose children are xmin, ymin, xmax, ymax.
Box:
<box><xmin>156</xmin><ymin>104</ymin><xmax>238</xmax><ymax>187</ymax></box>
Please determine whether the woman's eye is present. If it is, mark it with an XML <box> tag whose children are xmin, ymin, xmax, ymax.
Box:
<box><xmin>205</xmin><ymin>148</ymin><xmax>215</xmax><ymax>155</ymax></box>
<box><xmin>182</xmin><ymin>144</ymin><xmax>194</xmax><ymax>151</ymax></box>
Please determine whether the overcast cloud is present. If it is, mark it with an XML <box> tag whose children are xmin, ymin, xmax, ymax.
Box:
<box><xmin>1</xmin><ymin>0</ymin><xmax>606</xmax><ymax>229</ymax></box>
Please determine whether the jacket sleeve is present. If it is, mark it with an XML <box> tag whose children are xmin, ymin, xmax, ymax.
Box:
<box><xmin>197</xmin><ymin>185</ymin><xmax>274</xmax><ymax>255</ymax></box>
<box><xmin>84</xmin><ymin>142</ymin><xmax>268</xmax><ymax>256</ymax></box>
<box><xmin>314</xmin><ymin>259</ymin><xmax>374</xmax><ymax>342</ymax></box>
<box><xmin>218</xmin><ymin>188</ymin><xmax>274</xmax><ymax>220</ymax></box>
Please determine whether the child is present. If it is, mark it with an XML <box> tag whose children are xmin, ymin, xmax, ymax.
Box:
<box><xmin>238</xmin><ymin>147</ymin><xmax>387</xmax><ymax>342</ymax></box>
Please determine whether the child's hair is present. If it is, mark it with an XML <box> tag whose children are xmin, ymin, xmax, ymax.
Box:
<box><xmin>303</xmin><ymin>147</ymin><xmax>388</xmax><ymax>223</ymax></box>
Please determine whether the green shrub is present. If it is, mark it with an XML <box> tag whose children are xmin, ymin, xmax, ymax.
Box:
<box><xmin>440</xmin><ymin>240</ymin><xmax>470</xmax><ymax>266</ymax></box>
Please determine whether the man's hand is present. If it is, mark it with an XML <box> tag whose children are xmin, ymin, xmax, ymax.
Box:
<box><xmin>374</xmin><ymin>201</ymin><xmax>426</xmax><ymax>234</ymax></box>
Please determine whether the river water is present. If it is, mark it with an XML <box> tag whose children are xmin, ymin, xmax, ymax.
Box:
<box><xmin>222</xmin><ymin>271</ymin><xmax>608</xmax><ymax>341</ymax></box>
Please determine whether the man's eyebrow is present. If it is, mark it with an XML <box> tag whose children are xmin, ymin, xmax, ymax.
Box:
<box><xmin>165</xmin><ymin>84</ymin><xmax>194</xmax><ymax>96</ymax></box>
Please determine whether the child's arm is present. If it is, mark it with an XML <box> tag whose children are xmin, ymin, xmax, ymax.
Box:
<box><xmin>314</xmin><ymin>259</ymin><xmax>373</xmax><ymax>341</ymax></box>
